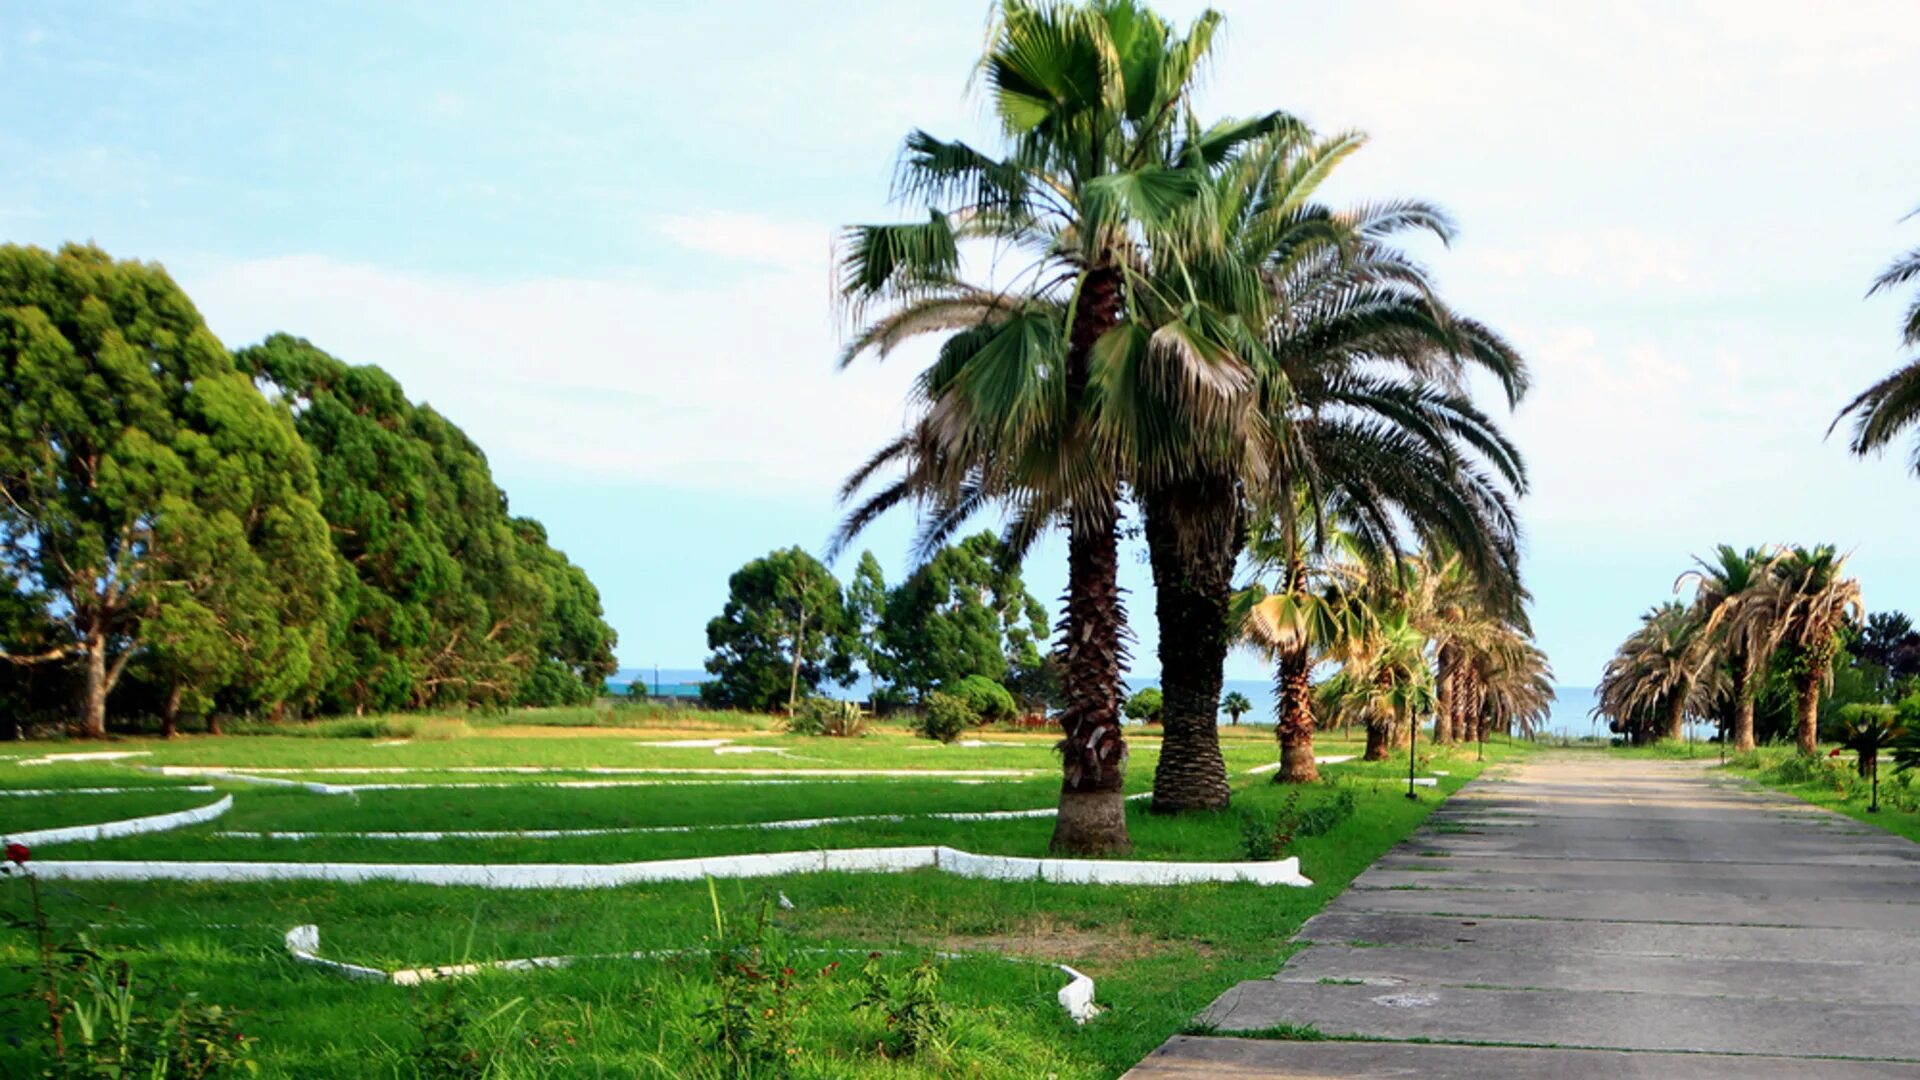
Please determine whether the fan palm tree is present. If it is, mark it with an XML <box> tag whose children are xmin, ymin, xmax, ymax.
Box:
<box><xmin>1833</xmin><ymin>211</ymin><xmax>1920</xmax><ymax>465</ymax></box>
<box><xmin>834</xmin><ymin>0</ymin><xmax>1271</xmax><ymax>853</ymax></box>
<box><xmin>1682</xmin><ymin>545</ymin><xmax>1777</xmax><ymax>753</ymax></box>
<box><xmin>1220</xmin><ymin>690</ymin><xmax>1252</xmax><ymax>725</ymax></box>
<box><xmin>1594</xmin><ymin>601</ymin><xmax>1710</xmax><ymax>744</ymax></box>
<box><xmin>1831</xmin><ymin>705</ymin><xmax>1907</xmax><ymax>812</ymax></box>
<box><xmin>1732</xmin><ymin>545</ymin><xmax>1864</xmax><ymax>756</ymax></box>
<box><xmin>1138</xmin><ymin>126</ymin><xmax>1528</xmax><ymax>811</ymax></box>
<box><xmin>1317</xmin><ymin>608</ymin><xmax>1432</xmax><ymax>762</ymax></box>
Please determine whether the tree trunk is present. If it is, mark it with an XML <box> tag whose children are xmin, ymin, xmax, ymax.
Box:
<box><xmin>207</xmin><ymin>713</ymin><xmax>223</xmax><ymax>736</ymax></box>
<box><xmin>1434</xmin><ymin>646</ymin><xmax>1456</xmax><ymax>745</ymax></box>
<box><xmin>1275</xmin><ymin>649</ymin><xmax>1317</xmax><ymax>783</ymax></box>
<box><xmin>1049</xmin><ymin>265</ymin><xmax>1130</xmax><ymax>856</ymax></box>
<box><xmin>162</xmin><ymin>684</ymin><xmax>183</xmax><ymax>739</ymax></box>
<box><xmin>1364</xmin><ymin>718</ymin><xmax>1391</xmax><ymax>761</ymax></box>
<box><xmin>82</xmin><ymin>636</ymin><xmax>108</xmax><ymax>738</ymax></box>
<box><xmin>787</xmin><ymin>618</ymin><xmax>807</xmax><ymax>714</ymax></box>
<box><xmin>1729</xmin><ymin>663</ymin><xmax>1755</xmax><ymax>753</ymax></box>
<box><xmin>1795</xmin><ymin>671</ymin><xmax>1821</xmax><ymax>756</ymax></box>
<box><xmin>1143</xmin><ymin>473</ymin><xmax>1238</xmax><ymax>814</ymax></box>
<box><xmin>1663</xmin><ymin>684</ymin><xmax>1687</xmax><ymax>742</ymax></box>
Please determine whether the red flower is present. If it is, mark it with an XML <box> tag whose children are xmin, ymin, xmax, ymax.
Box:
<box><xmin>5</xmin><ymin>843</ymin><xmax>27</xmax><ymax>865</ymax></box>
<box><xmin>1829</xmin><ymin>748</ymin><xmax>1843</xmax><ymax>758</ymax></box>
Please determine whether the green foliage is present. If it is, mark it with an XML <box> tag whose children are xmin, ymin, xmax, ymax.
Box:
<box><xmin>946</xmin><ymin>675</ymin><xmax>1016</xmax><ymax>723</ymax></box>
<box><xmin>784</xmin><ymin>696</ymin><xmax>868</xmax><ymax>738</ymax></box>
<box><xmin>917</xmin><ymin>691</ymin><xmax>974</xmax><ymax>743</ymax></box>
<box><xmin>0</xmin><ymin>244</ymin><xmax>336</xmax><ymax>732</ymax></box>
<box><xmin>1124</xmin><ymin>687</ymin><xmax>1164</xmax><ymax>724</ymax></box>
<box><xmin>701</xmin><ymin>547</ymin><xmax>854</xmax><ymax>712</ymax></box>
<box><xmin>1235</xmin><ymin>785</ymin><xmax>1358</xmax><ymax>860</ymax></box>
<box><xmin>845</xmin><ymin>551</ymin><xmax>890</xmax><ymax>702</ymax></box>
<box><xmin>876</xmin><ymin>533</ymin><xmax>1047</xmax><ymax>702</ymax></box>
<box><xmin>244</xmin><ymin>335</ymin><xmax>617</xmax><ymax>715</ymax></box>
<box><xmin>397</xmin><ymin>983</ymin><xmax>531</xmax><ymax>1080</ymax></box>
<box><xmin>1220</xmin><ymin>690</ymin><xmax>1253</xmax><ymax>724</ymax></box>
<box><xmin>854</xmin><ymin>954</ymin><xmax>952</xmax><ymax>1061</ymax></box>
<box><xmin>697</xmin><ymin>886</ymin><xmax>833</xmax><ymax>1077</ymax></box>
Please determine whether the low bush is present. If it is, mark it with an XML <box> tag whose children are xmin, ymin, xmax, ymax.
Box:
<box><xmin>946</xmin><ymin>676</ymin><xmax>1016</xmax><ymax>724</ymax></box>
<box><xmin>854</xmin><ymin>954</ymin><xmax>952</xmax><ymax>1061</ymax></box>
<box><xmin>785</xmin><ymin>697</ymin><xmax>868</xmax><ymax>738</ymax></box>
<box><xmin>917</xmin><ymin>693</ymin><xmax>974</xmax><ymax>743</ymax></box>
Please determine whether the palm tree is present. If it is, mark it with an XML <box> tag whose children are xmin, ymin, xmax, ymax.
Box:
<box><xmin>1682</xmin><ymin>545</ymin><xmax>1777</xmax><ymax>753</ymax></box>
<box><xmin>1137</xmin><ymin>126</ymin><xmax>1529</xmax><ymax>811</ymax></box>
<box><xmin>1733</xmin><ymin>545</ymin><xmax>1864</xmax><ymax>756</ymax></box>
<box><xmin>1220</xmin><ymin>690</ymin><xmax>1252</xmax><ymax>725</ymax></box>
<box><xmin>1594</xmin><ymin>601</ymin><xmax>1710</xmax><ymax>744</ymax></box>
<box><xmin>1470</xmin><ymin>637</ymin><xmax>1554</xmax><ymax>742</ymax></box>
<box><xmin>1834</xmin><ymin>212</ymin><xmax>1920</xmax><ymax>463</ymax></box>
<box><xmin>834</xmin><ymin>0</ymin><xmax>1249</xmax><ymax>854</ymax></box>
<box><xmin>1241</xmin><ymin>510</ymin><xmax>1372</xmax><ymax>783</ymax></box>
<box><xmin>1317</xmin><ymin>608</ymin><xmax>1433</xmax><ymax>761</ymax></box>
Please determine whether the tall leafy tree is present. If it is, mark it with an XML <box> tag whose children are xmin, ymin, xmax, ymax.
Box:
<box><xmin>701</xmin><ymin>547</ymin><xmax>854</xmax><ymax>712</ymax></box>
<box><xmin>835</xmin><ymin>0</ymin><xmax>1244</xmax><ymax>853</ymax></box>
<box><xmin>845</xmin><ymin>550</ymin><xmax>891</xmax><ymax>705</ymax></box>
<box><xmin>0</xmin><ymin>245</ymin><xmax>335</xmax><ymax>734</ymax></box>
<box><xmin>244</xmin><ymin>334</ymin><xmax>614</xmax><ymax>713</ymax></box>
<box><xmin>877</xmin><ymin>532</ymin><xmax>1046</xmax><ymax>702</ymax></box>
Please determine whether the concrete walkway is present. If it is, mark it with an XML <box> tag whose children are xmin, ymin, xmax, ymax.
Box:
<box><xmin>1125</xmin><ymin>754</ymin><xmax>1920</xmax><ymax>1078</ymax></box>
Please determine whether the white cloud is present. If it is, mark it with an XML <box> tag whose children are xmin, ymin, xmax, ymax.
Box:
<box><xmin>179</xmin><ymin>213</ymin><xmax>924</xmax><ymax>499</ymax></box>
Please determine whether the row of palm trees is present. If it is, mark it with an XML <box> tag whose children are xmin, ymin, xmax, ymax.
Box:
<box><xmin>831</xmin><ymin>0</ymin><xmax>1535</xmax><ymax>853</ymax></box>
<box><xmin>1241</xmin><ymin>535</ymin><xmax>1553</xmax><ymax>779</ymax></box>
<box><xmin>1596</xmin><ymin>545</ymin><xmax>1863</xmax><ymax>755</ymax></box>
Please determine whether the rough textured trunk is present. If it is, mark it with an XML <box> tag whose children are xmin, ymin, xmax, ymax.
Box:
<box><xmin>1434</xmin><ymin>647</ymin><xmax>1456</xmax><ymax>744</ymax></box>
<box><xmin>1663</xmin><ymin>683</ymin><xmax>1687</xmax><ymax>742</ymax></box>
<box><xmin>1729</xmin><ymin>663</ymin><xmax>1754</xmax><ymax>753</ymax></box>
<box><xmin>82</xmin><ymin>636</ymin><xmax>108</xmax><ymax>738</ymax></box>
<box><xmin>161</xmin><ymin>684</ymin><xmax>183</xmax><ymax>739</ymax></box>
<box><xmin>1144</xmin><ymin>473</ymin><xmax>1238</xmax><ymax>814</ymax></box>
<box><xmin>1049</xmin><ymin>265</ymin><xmax>1130</xmax><ymax>856</ymax></box>
<box><xmin>1795</xmin><ymin>671</ymin><xmax>1821</xmax><ymax>757</ymax></box>
<box><xmin>1275</xmin><ymin>650</ymin><xmax>1317</xmax><ymax>783</ymax></box>
<box><xmin>1364</xmin><ymin>718</ymin><xmax>1391</xmax><ymax>761</ymax></box>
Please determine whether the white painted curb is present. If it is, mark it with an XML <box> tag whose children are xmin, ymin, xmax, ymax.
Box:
<box><xmin>283</xmin><ymin>925</ymin><xmax>1102</xmax><ymax>1023</ymax></box>
<box><xmin>0</xmin><ymin>786</ymin><xmax>214</xmax><ymax>797</ymax></box>
<box><xmin>33</xmin><ymin>843</ymin><xmax>1310</xmax><ymax>889</ymax></box>
<box><xmin>4</xmin><ymin>794</ymin><xmax>233</xmax><ymax>847</ymax></box>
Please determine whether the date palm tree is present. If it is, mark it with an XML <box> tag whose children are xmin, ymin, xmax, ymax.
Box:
<box><xmin>1682</xmin><ymin>545</ymin><xmax>1777</xmax><ymax>753</ymax></box>
<box><xmin>1595</xmin><ymin>601</ymin><xmax>1710</xmax><ymax>744</ymax></box>
<box><xmin>1317</xmin><ymin>607</ymin><xmax>1433</xmax><ymax>762</ymax></box>
<box><xmin>834</xmin><ymin>0</ymin><xmax>1267</xmax><ymax>853</ymax></box>
<box><xmin>1220</xmin><ymin>690</ymin><xmax>1252</xmax><ymax>725</ymax></box>
<box><xmin>1469</xmin><ymin>635</ymin><xmax>1554</xmax><ymax>742</ymax></box>
<box><xmin>1732</xmin><ymin>545</ymin><xmax>1864</xmax><ymax>756</ymax></box>
<box><xmin>1834</xmin><ymin>213</ymin><xmax>1920</xmax><ymax>464</ymax></box>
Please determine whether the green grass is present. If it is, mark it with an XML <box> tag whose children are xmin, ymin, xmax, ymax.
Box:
<box><xmin>0</xmin><ymin>717</ymin><xmax>1532</xmax><ymax>1077</ymax></box>
<box><xmin>1</xmin><ymin>789</ymin><xmax>222</xmax><ymax>833</ymax></box>
<box><xmin>1720</xmin><ymin>745</ymin><xmax>1920</xmax><ymax>843</ymax></box>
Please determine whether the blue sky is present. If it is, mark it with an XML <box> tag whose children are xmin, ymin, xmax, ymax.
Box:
<box><xmin>6</xmin><ymin>2</ymin><xmax>1920</xmax><ymax>686</ymax></box>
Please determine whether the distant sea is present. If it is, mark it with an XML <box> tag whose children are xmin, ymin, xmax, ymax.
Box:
<box><xmin>610</xmin><ymin>668</ymin><xmax>1612</xmax><ymax>738</ymax></box>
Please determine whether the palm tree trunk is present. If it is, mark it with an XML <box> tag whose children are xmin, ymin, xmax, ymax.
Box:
<box><xmin>1795</xmin><ymin>670</ymin><xmax>1821</xmax><ymax>756</ymax></box>
<box><xmin>1663</xmin><ymin>683</ymin><xmax>1687</xmax><ymax>742</ymax></box>
<box><xmin>1050</xmin><ymin>264</ymin><xmax>1131</xmax><ymax>856</ymax></box>
<box><xmin>1275</xmin><ymin>649</ymin><xmax>1317</xmax><ymax>783</ymax></box>
<box><xmin>1364</xmin><ymin>715</ymin><xmax>1391</xmax><ymax>761</ymax></box>
<box><xmin>1143</xmin><ymin>474</ymin><xmax>1237</xmax><ymax>814</ymax></box>
<box><xmin>1434</xmin><ymin>647</ymin><xmax>1456</xmax><ymax>745</ymax></box>
<box><xmin>1730</xmin><ymin>663</ymin><xmax>1755</xmax><ymax>753</ymax></box>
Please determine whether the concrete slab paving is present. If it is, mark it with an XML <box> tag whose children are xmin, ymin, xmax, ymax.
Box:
<box><xmin>1124</xmin><ymin>754</ymin><xmax>1920</xmax><ymax>1077</ymax></box>
<box><xmin>1126</xmin><ymin>1037</ymin><xmax>1920</xmax><ymax>1079</ymax></box>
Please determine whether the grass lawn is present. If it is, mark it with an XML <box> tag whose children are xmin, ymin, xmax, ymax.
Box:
<box><xmin>0</xmin><ymin>712</ymin><xmax>1534</xmax><ymax>1078</ymax></box>
<box><xmin>1717</xmin><ymin>744</ymin><xmax>1920</xmax><ymax>843</ymax></box>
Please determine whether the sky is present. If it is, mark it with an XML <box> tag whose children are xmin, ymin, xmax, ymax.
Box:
<box><xmin>5</xmin><ymin>1</ymin><xmax>1920</xmax><ymax>687</ymax></box>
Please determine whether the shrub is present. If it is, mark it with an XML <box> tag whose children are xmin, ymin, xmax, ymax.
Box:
<box><xmin>1237</xmin><ymin>792</ymin><xmax>1300</xmax><ymax>861</ymax></box>
<box><xmin>854</xmin><ymin>954</ymin><xmax>952</xmax><ymax>1061</ymax></box>
<box><xmin>947</xmin><ymin>676</ymin><xmax>1016</xmax><ymax>724</ymax></box>
<box><xmin>698</xmin><ymin>885</ymin><xmax>835</xmax><ymax>1076</ymax></box>
<box><xmin>918</xmin><ymin>693</ymin><xmax>974</xmax><ymax>743</ymax></box>
<box><xmin>1123</xmin><ymin>687</ymin><xmax>1164</xmax><ymax>724</ymax></box>
<box><xmin>1297</xmin><ymin>786</ymin><xmax>1359</xmax><ymax>837</ymax></box>
<box><xmin>785</xmin><ymin>696</ymin><xmax>867</xmax><ymax>738</ymax></box>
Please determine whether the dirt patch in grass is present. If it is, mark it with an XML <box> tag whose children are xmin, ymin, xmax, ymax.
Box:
<box><xmin>800</xmin><ymin>908</ymin><xmax>1205</xmax><ymax>970</ymax></box>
